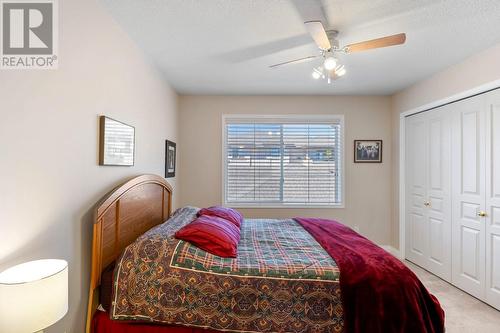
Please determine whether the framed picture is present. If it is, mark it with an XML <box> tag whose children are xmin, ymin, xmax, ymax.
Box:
<box><xmin>354</xmin><ymin>140</ymin><xmax>382</xmax><ymax>163</ymax></box>
<box><xmin>165</xmin><ymin>140</ymin><xmax>176</xmax><ymax>178</ymax></box>
<box><xmin>99</xmin><ymin>116</ymin><xmax>135</xmax><ymax>166</ymax></box>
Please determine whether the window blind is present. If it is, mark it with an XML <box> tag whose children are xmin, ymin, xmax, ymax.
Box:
<box><xmin>224</xmin><ymin>117</ymin><xmax>343</xmax><ymax>206</ymax></box>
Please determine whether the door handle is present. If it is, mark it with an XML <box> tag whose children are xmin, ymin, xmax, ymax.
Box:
<box><xmin>477</xmin><ymin>211</ymin><xmax>487</xmax><ymax>217</ymax></box>
<box><xmin>424</xmin><ymin>201</ymin><xmax>431</xmax><ymax>207</ymax></box>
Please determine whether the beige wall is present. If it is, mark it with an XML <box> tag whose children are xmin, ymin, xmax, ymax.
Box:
<box><xmin>390</xmin><ymin>42</ymin><xmax>500</xmax><ymax>248</ymax></box>
<box><xmin>0</xmin><ymin>0</ymin><xmax>178</xmax><ymax>332</ymax></box>
<box><xmin>179</xmin><ymin>95</ymin><xmax>393</xmax><ymax>246</ymax></box>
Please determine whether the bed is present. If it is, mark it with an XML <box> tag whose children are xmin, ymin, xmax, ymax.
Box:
<box><xmin>86</xmin><ymin>174</ymin><xmax>444</xmax><ymax>333</ymax></box>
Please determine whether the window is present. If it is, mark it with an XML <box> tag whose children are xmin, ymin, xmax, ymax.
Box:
<box><xmin>223</xmin><ymin>115</ymin><xmax>344</xmax><ymax>207</ymax></box>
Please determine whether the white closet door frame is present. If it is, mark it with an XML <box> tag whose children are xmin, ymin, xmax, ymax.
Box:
<box><xmin>399</xmin><ymin>79</ymin><xmax>500</xmax><ymax>260</ymax></box>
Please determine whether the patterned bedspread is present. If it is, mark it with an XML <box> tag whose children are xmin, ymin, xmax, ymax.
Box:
<box><xmin>111</xmin><ymin>207</ymin><xmax>344</xmax><ymax>333</ymax></box>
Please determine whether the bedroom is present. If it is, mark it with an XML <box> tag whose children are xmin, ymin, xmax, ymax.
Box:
<box><xmin>0</xmin><ymin>0</ymin><xmax>499</xmax><ymax>332</ymax></box>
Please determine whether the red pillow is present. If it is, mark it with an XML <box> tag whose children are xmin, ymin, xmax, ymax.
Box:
<box><xmin>175</xmin><ymin>215</ymin><xmax>240</xmax><ymax>257</ymax></box>
<box><xmin>198</xmin><ymin>206</ymin><xmax>243</xmax><ymax>228</ymax></box>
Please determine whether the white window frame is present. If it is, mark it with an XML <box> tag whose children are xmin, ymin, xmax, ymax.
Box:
<box><xmin>222</xmin><ymin>114</ymin><xmax>345</xmax><ymax>208</ymax></box>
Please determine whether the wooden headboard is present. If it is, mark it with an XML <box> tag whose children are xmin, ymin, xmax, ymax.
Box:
<box><xmin>85</xmin><ymin>174</ymin><xmax>173</xmax><ymax>333</ymax></box>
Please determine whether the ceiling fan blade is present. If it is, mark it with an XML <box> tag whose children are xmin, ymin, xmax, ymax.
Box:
<box><xmin>345</xmin><ymin>33</ymin><xmax>406</xmax><ymax>53</ymax></box>
<box><xmin>269</xmin><ymin>55</ymin><xmax>319</xmax><ymax>68</ymax></box>
<box><xmin>304</xmin><ymin>21</ymin><xmax>331</xmax><ymax>51</ymax></box>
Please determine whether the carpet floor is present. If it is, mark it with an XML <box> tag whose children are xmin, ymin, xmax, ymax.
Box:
<box><xmin>406</xmin><ymin>261</ymin><xmax>500</xmax><ymax>333</ymax></box>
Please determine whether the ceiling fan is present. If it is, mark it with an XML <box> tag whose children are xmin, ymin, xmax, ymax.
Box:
<box><xmin>270</xmin><ymin>21</ymin><xmax>406</xmax><ymax>84</ymax></box>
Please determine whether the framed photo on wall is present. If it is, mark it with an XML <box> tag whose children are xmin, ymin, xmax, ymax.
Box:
<box><xmin>354</xmin><ymin>140</ymin><xmax>382</xmax><ymax>163</ymax></box>
<box><xmin>99</xmin><ymin>116</ymin><xmax>135</xmax><ymax>166</ymax></box>
<box><xmin>165</xmin><ymin>140</ymin><xmax>176</xmax><ymax>178</ymax></box>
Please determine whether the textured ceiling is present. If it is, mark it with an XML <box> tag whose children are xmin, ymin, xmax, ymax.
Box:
<box><xmin>100</xmin><ymin>0</ymin><xmax>500</xmax><ymax>95</ymax></box>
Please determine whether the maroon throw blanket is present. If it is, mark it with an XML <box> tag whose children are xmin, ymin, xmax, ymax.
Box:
<box><xmin>295</xmin><ymin>218</ymin><xmax>445</xmax><ymax>333</ymax></box>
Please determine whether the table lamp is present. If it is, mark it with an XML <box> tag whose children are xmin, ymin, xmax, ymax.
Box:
<box><xmin>0</xmin><ymin>259</ymin><xmax>68</xmax><ymax>333</ymax></box>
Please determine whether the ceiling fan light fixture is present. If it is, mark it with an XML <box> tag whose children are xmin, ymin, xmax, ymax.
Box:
<box><xmin>323</xmin><ymin>56</ymin><xmax>337</xmax><ymax>70</ymax></box>
<box><xmin>312</xmin><ymin>67</ymin><xmax>323</xmax><ymax>79</ymax></box>
<box><xmin>335</xmin><ymin>65</ymin><xmax>346</xmax><ymax>77</ymax></box>
<box><xmin>269</xmin><ymin>20</ymin><xmax>406</xmax><ymax>86</ymax></box>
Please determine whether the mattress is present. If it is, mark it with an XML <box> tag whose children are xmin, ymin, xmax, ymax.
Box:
<box><xmin>108</xmin><ymin>207</ymin><xmax>344</xmax><ymax>333</ymax></box>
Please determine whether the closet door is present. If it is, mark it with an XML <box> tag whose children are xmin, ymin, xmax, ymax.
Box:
<box><xmin>406</xmin><ymin>113</ymin><xmax>429</xmax><ymax>269</ymax></box>
<box><xmin>485</xmin><ymin>90</ymin><xmax>500</xmax><ymax>309</ymax></box>
<box><xmin>405</xmin><ymin>109</ymin><xmax>451</xmax><ymax>278</ymax></box>
<box><xmin>425</xmin><ymin>107</ymin><xmax>452</xmax><ymax>280</ymax></box>
<box><xmin>451</xmin><ymin>96</ymin><xmax>486</xmax><ymax>299</ymax></box>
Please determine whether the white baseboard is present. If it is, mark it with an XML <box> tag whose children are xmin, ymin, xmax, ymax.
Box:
<box><xmin>380</xmin><ymin>245</ymin><xmax>401</xmax><ymax>259</ymax></box>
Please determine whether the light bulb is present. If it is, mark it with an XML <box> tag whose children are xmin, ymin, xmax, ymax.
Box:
<box><xmin>323</xmin><ymin>56</ymin><xmax>337</xmax><ymax>70</ymax></box>
<box><xmin>312</xmin><ymin>71</ymin><xmax>321</xmax><ymax>79</ymax></box>
<box><xmin>336</xmin><ymin>65</ymin><xmax>346</xmax><ymax>77</ymax></box>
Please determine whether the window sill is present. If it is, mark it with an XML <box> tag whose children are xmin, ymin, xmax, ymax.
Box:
<box><xmin>224</xmin><ymin>203</ymin><xmax>345</xmax><ymax>209</ymax></box>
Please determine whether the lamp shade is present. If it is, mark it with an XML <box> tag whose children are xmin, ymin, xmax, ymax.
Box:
<box><xmin>0</xmin><ymin>259</ymin><xmax>68</xmax><ymax>333</ymax></box>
